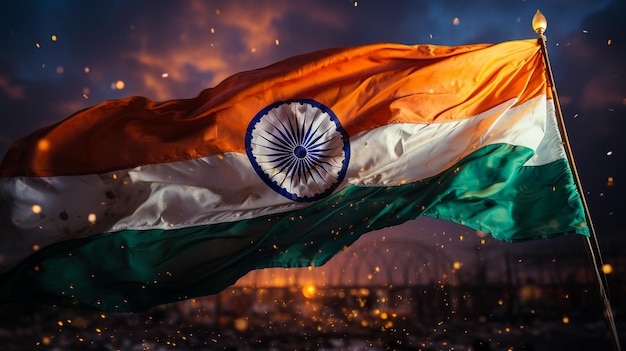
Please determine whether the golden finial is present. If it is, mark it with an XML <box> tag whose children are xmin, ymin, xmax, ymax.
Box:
<box><xmin>532</xmin><ymin>10</ymin><xmax>547</xmax><ymax>35</ymax></box>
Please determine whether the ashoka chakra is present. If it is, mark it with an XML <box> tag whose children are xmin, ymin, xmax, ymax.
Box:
<box><xmin>245</xmin><ymin>99</ymin><xmax>350</xmax><ymax>202</ymax></box>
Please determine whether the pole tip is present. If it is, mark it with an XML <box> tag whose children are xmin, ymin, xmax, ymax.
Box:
<box><xmin>532</xmin><ymin>10</ymin><xmax>548</xmax><ymax>35</ymax></box>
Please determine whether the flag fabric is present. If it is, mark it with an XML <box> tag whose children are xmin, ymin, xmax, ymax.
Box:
<box><xmin>0</xmin><ymin>39</ymin><xmax>588</xmax><ymax>312</ymax></box>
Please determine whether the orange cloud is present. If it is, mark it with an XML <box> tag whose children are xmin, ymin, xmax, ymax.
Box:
<box><xmin>124</xmin><ymin>0</ymin><xmax>346</xmax><ymax>101</ymax></box>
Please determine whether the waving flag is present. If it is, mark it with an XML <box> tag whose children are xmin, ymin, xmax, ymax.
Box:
<box><xmin>0</xmin><ymin>39</ymin><xmax>588</xmax><ymax>311</ymax></box>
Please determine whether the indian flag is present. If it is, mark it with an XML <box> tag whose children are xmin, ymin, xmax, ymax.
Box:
<box><xmin>0</xmin><ymin>39</ymin><xmax>588</xmax><ymax>312</ymax></box>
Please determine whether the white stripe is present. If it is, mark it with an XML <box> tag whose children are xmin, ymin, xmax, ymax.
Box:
<box><xmin>523</xmin><ymin>99</ymin><xmax>566</xmax><ymax>166</ymax></box>
<box><xmin>347</xmin><ymin>95</ymin><xmax>560</xmax><ymax>186</ymax></box>
<box><xmin>0</xmin><ymin>94</ymin><xmax>560</xmax><ymax>270</ymax></box>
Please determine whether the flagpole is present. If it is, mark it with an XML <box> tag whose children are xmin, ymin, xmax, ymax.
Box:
<box><xmin>532</xmin><ymin>10</ymin><xmax>622</xmax><ymax>351</ymax></box>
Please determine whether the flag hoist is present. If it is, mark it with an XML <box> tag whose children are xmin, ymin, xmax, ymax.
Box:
<box><xmin>533</xmin><ymin>9</ymin><xmax>622</xmax><ymax>351</ymax></box>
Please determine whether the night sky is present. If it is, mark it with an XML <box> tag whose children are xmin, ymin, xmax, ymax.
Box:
<box><xmin>1</xmin><ymin>1</ymin><xmax>625</xmax><ymax>277</ymax></box>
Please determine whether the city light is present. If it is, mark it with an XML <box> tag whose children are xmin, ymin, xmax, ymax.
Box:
<box><xmin>302</xmin><ymin>284</ymin><xmax>316</xmax><ymax>298</ymax></box>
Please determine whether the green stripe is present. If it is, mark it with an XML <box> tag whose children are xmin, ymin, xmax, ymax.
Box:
<box><xmin>0</xmin><ymin>144</ymin><xmax>588</xmax><ymax>312</ymax></box>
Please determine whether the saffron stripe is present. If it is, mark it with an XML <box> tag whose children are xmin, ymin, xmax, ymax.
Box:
<box><xmin>0</xmin><ymin>40</ymin><xmax>546</xmax><ymax>177</ymax></box>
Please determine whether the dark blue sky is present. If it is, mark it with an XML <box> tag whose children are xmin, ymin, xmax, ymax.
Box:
<box><xmin>1</xmin><ymin>0</ymin><xmax>624</xmax><ymax>270</ymax></box>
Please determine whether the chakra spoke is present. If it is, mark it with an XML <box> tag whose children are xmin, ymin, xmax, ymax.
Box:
<box><xmin>246</xmin><ymin>99</ymin><xmax>350</xmax><ymax>202</ymax></box>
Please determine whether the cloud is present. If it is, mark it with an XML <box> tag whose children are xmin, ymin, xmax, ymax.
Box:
<box><xmin>580</xmin><ymin>74</ymin><xmax>626</xmax><ymax>110</ymax></box>
<box><xmin>0</xmin><ymin>75</ymin><xmax>24</xmax><ymax>99</ymax></box>
<box><xmin>554</xmin><ymin>0</ymin><xmax>626</xmax><ymax>112</ymax></box>
<box><xmin>117</xmin><ymin>0</ymin><xmax>347</xmax><ymax>101</ymax></box>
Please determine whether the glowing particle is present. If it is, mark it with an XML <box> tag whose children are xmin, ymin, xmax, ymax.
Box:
<box><xmin>32</xmin><ymin>244</ymin><xmax>40</xmax><ymax>251</ymax></box>
<box><xmin>35</xmin><ymin>42</ymin><xmax>41</xmax><ymax>48</ymax></box>
<box><xmin>275</xmin><ymin>39</ymin><xmax>280</xmax><ymax>46</ymax></box>
<box><xmin>214</xmin><ymin>8</ymin><xmax>221</xmax><ymax>15</ymax></box>
<box><xmin>562</xmin><ymin>316</ymin><xmax>570</xmax><ymax>324</ymax></box>
<box><xmin>84</xmin><ymin>67</ymin><xmax>90</xmax><ymax>73</ymax></box>
<box><xmin>114</xmin><ymin>80</ymin><xmax>125</xmax><ymax>90</ymax></box>
<box><xmin>602</xmin><ymin>263</ymin><xmax>613</xmax><ymax>274</ymax></box>
<box><xmin>32</xmin><ymin>204</ymin><xmax>42</xmax><ymax>214</ymax></box>
<box><xmin>38</xmin><ymin>139</ymin><xmax>50</xmax><ymax>151</ymax></box>
<box><xmin>88</xmin><ymin>213</ymin><xmax>97</xmax><ymax>224</ymax></box>
<box><xmin>608</xmin><ymin>39</ymin><xmax>612</xmax><ymax>45</ymax></box>
<box><xmin>161</xmin><ymin>73</ymin><xmax>169</xmax><ymax>78</ymax></box>
<box><xmin>607</xmin><ymin>176</ymin><xmax>614</xmax><ymax>187</ymax></box>
<box><xmin>453</xmin><ymin>261</ymin><xmax>462</xmax><ymax>270</ymax></box>
<box><xmin>453</xmin><ymin>17</ymin><xmax>460</xmax><ymax>25</ymax></box>
<box><xmin>234</xmin><ymin>317</ymin><xmax>248</xmax><ymax>331</ymax></box>
<box><xmin>51</xmin><ymin>35</ymin><xmax>57</xmax><ymax>42</ymax></box>
<box><xmin>354</xmin><ymin>1</ymin><xmax>358</xmax><ymax>6</ymax></box>
<box><xmin>56</xmin><ymin>66</ymin><xmax>64</xmax><ymax>74</ymax></box>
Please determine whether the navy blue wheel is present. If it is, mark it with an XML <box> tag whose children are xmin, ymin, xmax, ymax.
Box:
<box><xmin>245</xmin><ymin>99</ymin><xmax>350</xmax><ymax>202</ymax></box>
